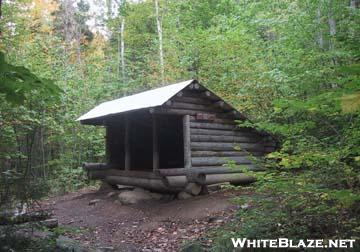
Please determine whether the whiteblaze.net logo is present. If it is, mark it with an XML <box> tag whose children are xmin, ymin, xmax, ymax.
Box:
<box><xmin>231</xmin><ymin>238</ymin><xmax>356</xmax><ymax>249</ymax></box>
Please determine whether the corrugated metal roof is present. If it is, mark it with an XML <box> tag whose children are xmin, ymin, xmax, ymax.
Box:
<box><xmin>77</xmin><ymin>79</ymin><xmax>195</xmax><ymax>122</ymax></box>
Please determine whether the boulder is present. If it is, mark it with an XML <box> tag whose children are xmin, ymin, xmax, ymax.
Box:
<box><xmin>118</xmin><ymin>190</ymin><xmax>152</xmax><ymax>205</ymax></box>
<box><xmin>89</xmin><ymin>199</ymin><xmax>100</xmax><ymax>205</ymax></box>
<box><xmin>177</xmin><ymin>191</ymin><xmax>193</xmax><ymax>200</ymax></box>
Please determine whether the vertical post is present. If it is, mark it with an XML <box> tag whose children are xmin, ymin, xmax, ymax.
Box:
<box><xmin>152</xmin><ymin>115</ymin><xmax>159</xmax><ymax>171</ymax></box>
<box><xmin>105</xmin><ymin>126</ymin><xmax>111</xmax><ymax>163</ymax></box>
<box><xmin>183</xmin><ymin>115</ymin><xmax>191</xmax><ymax>169</ymax></box>
<box><xmin>124</xmin><ymin>115</ymin><xmax>130</xmax><ymax>171</ymax></box>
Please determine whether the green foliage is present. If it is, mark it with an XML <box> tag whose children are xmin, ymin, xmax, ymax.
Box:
<box><xmin>0</xmin><ymin>52</ymin><xmax>61</xmax><ymax>104</ymax></box>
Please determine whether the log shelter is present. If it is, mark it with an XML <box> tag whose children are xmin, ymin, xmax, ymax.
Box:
<box><xmin>77</xmin><ymin>80</ymin><xmax>276</xmax><ymax>193</ymax></box>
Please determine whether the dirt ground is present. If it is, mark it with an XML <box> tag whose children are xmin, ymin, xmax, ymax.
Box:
<box><xmin>41</xmin><ymin>186</ymin><xmax>245</xmax><ymax>251</ymax></box>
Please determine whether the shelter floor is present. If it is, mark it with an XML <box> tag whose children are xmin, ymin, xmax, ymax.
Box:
<box><xmin>40</xmin><ymin>186</ymin><xmax>250</xmax><ymax>251</ymax></box>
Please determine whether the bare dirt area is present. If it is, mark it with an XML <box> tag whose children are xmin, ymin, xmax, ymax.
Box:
<box><xmin>41</xmin><ymin>186</ymin><xmax>247</xmax><ymax>251</ymax></box>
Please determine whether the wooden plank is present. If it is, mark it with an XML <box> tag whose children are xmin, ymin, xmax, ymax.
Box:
<box><xmin>191</xmin><ymin>142</ymin><xmax>265</xmax><ymax>152</ymax></box>
<box><xmin>191</xmin><ymin>151</ymin><xmax>263</xmax><ymax>157</ymax></box>
<box><xmin>183</xmin><ymin>115</ymin><xmax>191</xmax><ymax>169</ymax></box>
<box><xmin>191</xmin><ymin>156</ymin><xmax>253</xmax><ymax>166</ymax></box>
<box><xmin>152</xmin><ymin>115</ymin><xmax>159</xmax><ymax>171</ymax></box>
<box><xmin>124</xmin><ymin>115</ymin><xmax>130</xmax><ymax>171</ymax></box>
<box><xmin>191</xmin><ymin>134</ymin><xmax>260</xmax><ymax>143</ymax></box>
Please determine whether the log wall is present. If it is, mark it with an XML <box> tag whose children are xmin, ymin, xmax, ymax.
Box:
<box><xmin>164</xmin><ymin>85</ymin><xmax>276</xmax><ymax>171</ymax></box>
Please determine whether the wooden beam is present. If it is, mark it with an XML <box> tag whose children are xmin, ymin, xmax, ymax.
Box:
<box><xmin>183</xmin><ymin>115</ymin><xmax>191</xmax><ymax>169</ymax></box>
<box><xmin>105</xmin><ymin>127</ymin><xmax>111</xmax><ymax>163</ymax></box>
<box><xmin>152</xmin><ymin>115</ymin><xmax>159</xmax><ymax>171</ymax></box>
<box><xmin>124</xmin><ymin>115</ymin><xmax>130</xmax><ymax>171</ymax></box>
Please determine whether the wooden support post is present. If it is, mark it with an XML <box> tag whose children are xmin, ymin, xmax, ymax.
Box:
<box><xmin>124</xmin><ymin>115</ymin><xmax>130</xmax><ymax>171</ymax></box>
<box><xmin>105</xmin><ymin>126</ymin><xmax>111</xmax><ymax>163</ymax></box>
<box><xmin>183</xmin><ymin>115</ymin><xmax>191</xmax><ymax>169</ymax></box>
<box><xmin>152</xmin><ymin>115</ymin><xmax>159</xmax><ymax>171</ymax></box>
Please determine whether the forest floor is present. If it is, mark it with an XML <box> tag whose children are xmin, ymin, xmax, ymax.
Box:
<box><xmin>40</xmin><ymin>185</ymin><xmax>249</xmax><ymax>251</ymax></box>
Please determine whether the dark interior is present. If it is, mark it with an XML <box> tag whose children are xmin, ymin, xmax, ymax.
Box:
<box><xmin>158</xmin><ymin>115</ymin><xmax>184</xmax><ymax>169</ymax></box>
<box><xmin>107</xmin><ymin>112</ymin><xmax>184</xmax><ymax>171</ymax></box>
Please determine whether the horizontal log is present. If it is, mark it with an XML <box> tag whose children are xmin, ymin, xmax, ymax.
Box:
<box><xmin>190</xmin><ymin>116</ymin><xmax>236</xmax><ymax>124</ymax></box>
<box><xmin>157</xmin><ymin>165</ymin><xmax>257</xmax><ymax>176</ymax></box>
<box><xmin>192</xmin><ymin>156</ymin><xmax>253</xmax><ymax>166</ymax></box>
<box><xmin>0</xmin><ymin>211</ymin><xmax>51</xmax><ymax>226</ymax></box>
<box><xmin>190</xmin><ymin>122</ymin><xmax>237</xmax><ymax>130</ymax></box>
<box><xmin>172</xmin><ymin>96</ymin><xmax>212</xmax><ymax>105</ymax></box>
<box><xmin>105</xmin><ymin>176</ymin><xmax>182</xmax><ymax>193</ymax></box>
<box><xmin>205</xmin><ymin>173</ymin><xmax>255</xmax><ymax>185</ymax></box>
<box><xmin>191</xmin><ymin>142</ymin><xmax>265</xmax><ymax>152</ymax></box>
<box><xmin>191</xmin><ymin>134</ymin><xmax>260</xmax><ymax>143</ymax></box>
<box><xmin>190</xmin><ymin>128</ymin><xmax>257</xmax><ymax>137</ymax></box>
<box><xmin>192</xmin><ymin>150</ymin><xmax>262</xmax><ymax>157</ymax></box>
<box><xmin>168</xmin><ymin>101</ymin><xmax>222</xmax><ymax>113</ymax></box>
<box><xmin>89</xmin><ymin>169</ymin><xmax>164</xmax><ymax>179</ymax></box>
<box><xmin>83</xmin><ymin>162</ymin><xmax>114</xmax><ymax>170</ymax></box>
<box><xmin>105</xmin><ymin>173</ymin><xmax>255</xmax><ymax>188</ymax></box>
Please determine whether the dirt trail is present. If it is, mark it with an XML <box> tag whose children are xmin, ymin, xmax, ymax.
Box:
<box><xmin>42</xmin><ymin>187</ymin><xmax>243</xmax><ymax>251</ymax></box>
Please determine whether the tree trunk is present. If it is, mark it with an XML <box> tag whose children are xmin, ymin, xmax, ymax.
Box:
<box><xmin>154</xmin><ymin>0</ymin><xmax>164</xmax><ymax>84</ymax></box>
<box><xmin>316</xmin><ymin>5</ymin><xmax>324</xmax><ymax>49</ymax></box>
<box><xmin>120</xmin><ymin>17</ymin><xmax>126</xmax><ymax>82</ymax></box>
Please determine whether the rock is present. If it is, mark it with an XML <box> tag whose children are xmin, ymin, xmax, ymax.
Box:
<box><xmin>56</xmin><ymin>235</ymin><xmax>85</xmax><ymax>252</ymax></box>
<box><xmin>177</xmin><ymin>191</ymin><xmax>193</xmax><ymax>200</ymax></box>
<box><xmin>39</xmin><ymin>218</ymin><xmax>58</xmax><ymax>228</ymax></box>
<box><xmin>149</xmin><ymin>192</ymin><xmax>163</xmax><ymax>200</ymax></box>
<box><xmin>118</xmin><ymin>190</ymin><xmax>152</xmax><ymax>205</ymax></box>
<box><xmin>114</xmin><ymin>200</ymin><xmax>123</xmax><ymax>205</ymax></box>
<box><xmin>89</xmin><ymin>199</ymin><xmax>101</xmax><ymax>205</ymax></box>
<box><xmin>107</xmin><ymin>192</ymin><xmax>116</xmax><ymax>198</ymax></box>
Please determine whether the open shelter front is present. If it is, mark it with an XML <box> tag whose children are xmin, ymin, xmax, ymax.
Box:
<box><xmin>106</xmin><ymin>112</ymin><xmax>184</xmax><ymax>172</ymax></box>
<box><xmin>77</xmin><ymin>80</ymin><xmax>276</xmax><ymax>194</ymax></box>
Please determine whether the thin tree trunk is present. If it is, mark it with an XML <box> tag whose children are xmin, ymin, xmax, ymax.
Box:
<box><xmin>316</xmin><ymin>5</ymin><xmax>324</xmax><ymax>49</ymax></box>
<box><xmin>120</xmin><ymin>17</ymin><xmax>125</xmax><ymax>82</ymax></box>
<box><xmin>328</xmin><ymin>0</ymin><xmax>337</xmax><ymax>65</ymax></box>
<box><xmin>154</xmin><ymin>0</ymin><xmax>165</xmax><ymax>84</ymax></box>
<box><xmin>350</xmin><ymin>0</ymin><xmax>357</xmax><ymax>9</ymax></box>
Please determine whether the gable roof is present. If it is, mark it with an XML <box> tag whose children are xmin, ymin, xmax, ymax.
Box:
<box><xmin>77</xmin><ymin>79</ymin><xmax>196</xmax><ymax>122</ymax></box>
